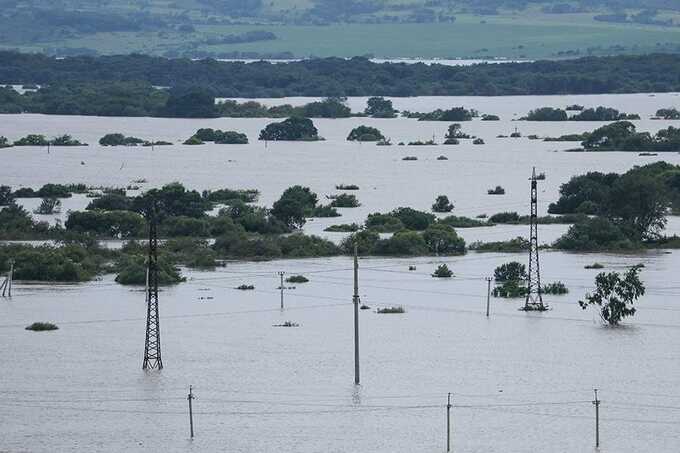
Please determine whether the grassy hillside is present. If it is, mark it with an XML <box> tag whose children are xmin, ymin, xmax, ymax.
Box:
<box><xmin>1</xmin><ymin>1</ymin><xmax>680</xmax><ymax>58</ymax></box>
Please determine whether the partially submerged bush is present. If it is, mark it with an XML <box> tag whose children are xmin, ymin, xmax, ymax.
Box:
<box><xmin>432</xmin><ymin>264</ymin><xmax>453</xmax><ymax>278</ymax></box>
<box><xmin>543</xmin><ymin>281</ymin><xmax>569</xmax><ymax>294</ymax></box>
<box><xmin>347</xmin><ymin>125</ymin><xmax>385</xmax><ymax>142</ymax></box>
<box><xmin>286</xmin><ymin>275</ymin><xmax>309</xmax><ymax>283</ymax></box>
<box><xmin>377</xmin><ymin>306</ymin><xmax>405</xmax><ymax>314</ymax></box>
<box><xmin>432</xmin><ymin>195</ymin><xmax>454</xmax><ymax>213</ymax></box>
<box><xmin>25</xmin><ymin>322</ymin><xmax>59</xmax><ymax>331</ymax></box>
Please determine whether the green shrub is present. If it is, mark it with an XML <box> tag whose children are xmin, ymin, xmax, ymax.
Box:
<box><xmin>432</xmin><ymin>264</ymin><xmax>453</xmax><ymax>278</ymax></box>
<box><xmin>25</xmin><ymin>322</ymin><xmax>59</xmax><ymax>331</ymax></box>
<box><xmin>286</xmin><ymin>275</ymin><xmax>309</xmax><ymax>283</ymax></box>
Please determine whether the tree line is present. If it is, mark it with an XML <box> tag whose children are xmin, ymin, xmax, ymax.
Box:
<box><xmin>3</xmin><ymin>52</ymin><xmax>680</xmax><ymax>98</ymax></box>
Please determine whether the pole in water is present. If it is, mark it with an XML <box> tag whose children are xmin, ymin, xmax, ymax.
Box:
<box><xmin>446</xmin><ymin>393</ymin><xmax>452</xmax><ymax>452</ymax></box>
<box><xmin>485</xmin><ymin>277</ymin><xmax>492</xmax><ymax>317</ymax></box>
<box><xmin>188</xmin><ymin>385</ymin><xmax>195</xmax><ymax>439</ymax></box>
<box><xmin>593</xmin><ymin>388</ymin><xmax>600</xmax><ymax>448</ymax></box>
<box><xmin>278</xmin><ymin>271</ymin><xmax>285</xmax><ymax>309</ymax></box>
<box><xmin>353</xmin><ymin>243</ymin><xmax>360</xmax><ymax>385</ymax></box>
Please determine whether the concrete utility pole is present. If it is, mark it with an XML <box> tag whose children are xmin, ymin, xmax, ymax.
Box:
<box><xmin>278</xmin><ymin>271</ymin><xmax>285</xmax><ymax>309</ymax></box>
<box><xmin>485</xmin><ymin>277</ymin><xmax>492</xmax><ymax>317</ymax></box>
<box><xmin>353</xmin><ymin>244</ymin><xmax>360</xmax><ymax>385</ymax></box>
<box><xmin>446</xmin><ymin>393</ymin><xmax>452</xmax><ymax>452</ymax></box>
<box><xmin>188</xmin><ymin>385</ymin><xmax>195</xmax><ymax>439</ymax></box>
<box><xmin>593</xmin><ymin>389</ymin><xmax>600</xmax><ymax>448</ymax></box>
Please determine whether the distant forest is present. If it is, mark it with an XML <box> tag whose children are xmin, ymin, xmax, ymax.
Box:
<box><xmin>1</xmin><ymin>52</ymin><xmax>680</xmax><ymax>98</ymax></box>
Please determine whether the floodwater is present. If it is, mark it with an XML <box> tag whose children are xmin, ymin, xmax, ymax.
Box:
<box><xmin>1</xmin><ymin>93</ymin><xmax>680</xmax><ymax>452</ymax></box>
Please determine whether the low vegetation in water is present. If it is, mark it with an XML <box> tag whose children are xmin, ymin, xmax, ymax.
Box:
<box><xmin>432</xmin><ymin>264</ymin><xmax>453</xmax><ymax>278</ymax></box>
<box><xmin>335</xmin><ymin>184</ymin><xmax>359</xmax><ymax>191</ymax></box>
<box><xmin>432</xmin><ymin>195</ymin><xmax>454</xmax><ymax>213</ymax></box>
<box><xmin>585</xmin><ymin>263</ymin><xmax>605</xmax><ymax>269</ymax></box>
<box><xmin>543</xmin><ymin>281</ymin><xmax>569</xmax><ymax>295</ymax></box>
<box><xmin>259</xmin><ymin>117</ymin><xmax>321</xmax><ymax>141</ymax></box>
<box><xmin>286</xmin><ymin>275</ymin><xmax>309</xmax><ymax>283</ymax></box>
<box><xmin>185</xmin><ymin>128</ymin><xmax>248</xmax><ymax>144</ymax></box>
<box><xmin>25</xmin><ymin>322</ymin><xmax>59</xmax><ymax>331</ymax></box>
<box><xmin>324</xmin><ymin>223</ymin><xmax>361</xmax><ymax>232</ymax></box>
<box><xmin>236</xmin><ymin>284</ymin><xmax>255</xmax><ymax>290</ymax></box>
<box><xmin>487</xmin><ymin>186</ymin><xmax>505</xmax><ymax>195</ymax></box>
<box><xmin>329</xmin><ymin>194</ymin><xmax>360</xmax><ymax>208</ymax></box>
<box><xmin>376</xmin><ymin>306</ymin><xmax>405</xmax><ymax>314</ymax></box>
<box><xmin>347</xmin><ymin>125</ymin><xmax>385</xmax><ymax>142</ymax></box>
<box><xmin>274</xmin><ymin>321</ymin><xmax>300</xmax><ymax>327</ymax></box>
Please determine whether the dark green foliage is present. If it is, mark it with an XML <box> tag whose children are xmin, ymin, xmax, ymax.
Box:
<box><xmin>553</xmin><ymin>217</ymin><xmax>634</xmax><ymax>250</ymax></box>
<box><xmin>25</xmin><ymin>322</ymin><xmax>59</xmax><ymax>331</ymax></box>
<box><xmin>432</xmin><ymin>264</ymin><xmax>453</xmax><ymax>278</ymax></box>
<box><xmin>0</xmin><ymin>243</ymin><xmax>107</xmax><ymax>282</ymax></box>
<box><xmin>347</xmin><ymin>125</ymin><xmax>384</xmax><ymax>142</ymax></box>
<box><xmin>365</xmin><ymin>97</ymin><xmax>396</xmax><ymax>118</ymax></box>
<box><xmin>99</xmin><ymin>133</ymin><xmax>144</xmax><ymax>146</ymax></box>
<box><xmin>301</xmin><ymin>97</ymin><xmax>351</xmax><ymax>118</ymax></box>
<box><xmin>376</xmin><ymin>306</ymin><xmax>405</xmax><ymax>314</ymax></box>
<box><xmin>286</xmin><ymin>275</ymin><xmax>309</xmax><ymax>283</ymax></box>
<box><xmin>16</xmin><ymin>82</ymin><xmax>169</xmax><ymax>116</ymax></box>
<box><xmin>259</xmin><ymin>117</ymin><xmax>319</xmax><ymax>141</ymax></box>
<box><xmin>543</xmin><ymin>281</ymin><xmax>569</xmax><ymax>294</ymax></box>
<box><xmin>373</xmin><ymin>230</ymin><xmax>429</xmax><ymax>256</ymax></box>
<box><xmin>432</xmin><ymin>195</ymin><xmax>454</xmax><ymax>213</ymax></box>
<box><xmin>493</xmin><ymin>280</ymin><xmax>527</xmax><ymax>298</ymax></box>
<box><xmin>492</xmin><ymin>261</ymin><xmax>528</xmax><ymax>298</ymax></box>
<box><xmin>422</xmin><ymin>224</ymin><xmax>466</xmax><ymax>255</ymax></box>
<box><xmin>307</xmin><ymin>205</ymin><xmax>340</xmax><ymax>217</ymax></box>
<box><xmin>389</xmin><ymin>207</ymin><xmax>436</xmax><ymax>231</ymax></box>
<box><xmin>523</xmin><ymin>107</ymin><xmax>568</xmax><ymax>121</ymax></box>
<box><xmin>481</xmin><ymin>114</ymin><xmax>500</xmax><ymax>121</ymax></box>
<box><xmin>184</xmin><ymin>136</ymin><xmax>203</xmax><ymax>145</ymax></box>
<box><xmin>203</xmin><ymin>188</ymin><xmax>259</xmax><ymax>204</ymax></box>
<box><xmin>585</xmin><ymin>263</ymin><xmax>605</xmax><ymax>269</ymax></box>
<box><xmin>271</xmin><ymin>186</ymin><xmax>318</xmax><ymax>229</ymax></box>
<box><xmin>13</xmin><ymin>134</ymin><xmax>49</xmax><ymax>146</ymax></box>
<box><xmin>365</xmin><ymin>213</ymin><xmax>404</xmax><ymax>232</ymax></box>
<box><xmin>494</xmin><ymin>262</ymin><xmax>527</xmax><ymax>282</ymax></box>
<box><xmin>49</xmin><ymin>134</ymin><xmax>86</xmax><ymax>146</ymax></box>
<box><xmin>0</xmin><ymin>185</ymin><xmax>12</xmax><ymax>205</ymax></box>
<box><xmin>324</xmin><ymin>223</ymin><xmax>360</xmax><ymax>232</ymax></box>
<box><xmin>581</xmin><ymin>121</ymin><xmax>680</xmax><ymax>152</ymax></box>
<box><xmin>487</xmin><ymin>186</ymin><xmax>505</xmax><ymax>195</ymax></box>
<box><xmin>329</xmin><ymin>194</ymin><xmax>360</xmax><ymax>208</ymax></box>
<box><xmin>86</xmin><ymin>193</ymin><xmax>133</xmax><ymax>211</ymax></box>
<box><xmin>550</xmin><ymin>164</ymin><xmax>672</xmax><ymax>242</ymax></box>
<box><xmin>489</xmin><ymin>212</ymin><xmax>521</xmax><ymax>224</ymax></box>
<box><xmin>473</xmin><ymin>138</ymin><xmax>485</xmax><ymax>145</ymax></box>
<box><xmin>33</xmin><ymin>198</ymin><xmax>61</xmax><ymax>214</ymax></box>
<box><xmin>571</xmin><ymin>107</ymin><xmax>639</xmax><ymax>121</ymax></box>
<box><xmin>0</xmin><ymin>136</ymin><xmax>12</xmax><ymax>148</ymax></box>
<box><xmin>115</xmin><ymin>254</ymin><xmax>185</xmax><ymax>285</ymax></box>
<box><xmin>212</xmin><ymin>231</ymin><xmax>338</xmax><ymax>259</ymax></box>
<box><xmin>469</xmin><ymin>237</ymin><xmax>529</xmax><ymax>252</ymax></box>
<box><xmin>438</xmin><ymin>215</ymin><xmax>489</xmax><ymax>228</ymax></box>
<box><xmin>0</xmin><ymin>202</ymin><xmax>44</xmax><ymax>239</ymax></box>
<box><xmin>410</xmin><ymin>107</ymin><xmax>475</xmax><ymax>121</ymax></box>
<box><xmin>579</xmin><ymin>266</ymin><xmax>645</xmax><ymax>326</ymax></box>
<box><xmin>336</xmin><ymin>184</ymin><xmax>359</xmax><ymax>190</ymax></box>
<box><xmin>160</xmin><ymin>87</ymin><xmax>218</xmax><ymax>118</ymax></box>
<box><xmin>133</xmin><ymin>183</ymin><xmax>210</xmax><ymax>219</ymax></box>
<box><xmin>5</xmin><ymin>53</ymin><xmax>680</xmax><ymax>100</ymax></box>
<box><xmin>65</xmin><ymin>210</ymin><xmax>146</xmax><ymax>238</ymax></box>
<box><xmin>162</xmin><ymin>238</ymin><xmax>217</xmax><ymax>268</ymax></box>
<box><xmin>543</xmin><ymin>133</ymin><xmax>589</xmax><ymax>142</ymax></box>
<box><xmin>445</xmin><ymin>123</ymin><xmax>470</xmax><ymax>139</ymax></box>
<box><xmin>655</xmin><ymin>108</ymin><xmax>680</xmax><ymax>120</ymax></box>
<box><xmin>341</xmin><ymin>230</ymin><xmax>381</xmax><ymax>255</ymax></box>
<box><xmin>190</xmin><ymin>128</ymin><xmax>248</xmax><ymax>144</ymax></box>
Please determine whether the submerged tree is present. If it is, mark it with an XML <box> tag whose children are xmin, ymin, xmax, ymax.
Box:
<box><xmin>579</xmin><ymin>266</ymin><xmax>645</xmax><ymax>326</ymax></box>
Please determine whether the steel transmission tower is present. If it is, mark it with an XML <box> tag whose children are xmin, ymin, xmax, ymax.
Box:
<box><xmin>143</xmin><ymin>207</ymin><xmax>163</xmax><ymax>370</ymax></box>
<box><xmin>523</xmin><ymin>167</ymin><xmax>547</xmax><ymax>312</ymax></box>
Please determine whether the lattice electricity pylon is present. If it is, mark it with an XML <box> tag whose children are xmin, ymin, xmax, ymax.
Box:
<box><xmin>142</xmin><ymin>208</ymin><xmax>163</xmax><ymax>370</ymax></box>
<box><xmin>523</xmin><ymin>167</ymin><xmax>547</xmax><ymax>312</ymax></box>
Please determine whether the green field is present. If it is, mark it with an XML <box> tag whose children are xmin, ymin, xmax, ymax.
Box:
<box><xmin>4</xmin><ymin>12</ymin><xmax>680</xmax><ymax>59</ymax></box>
